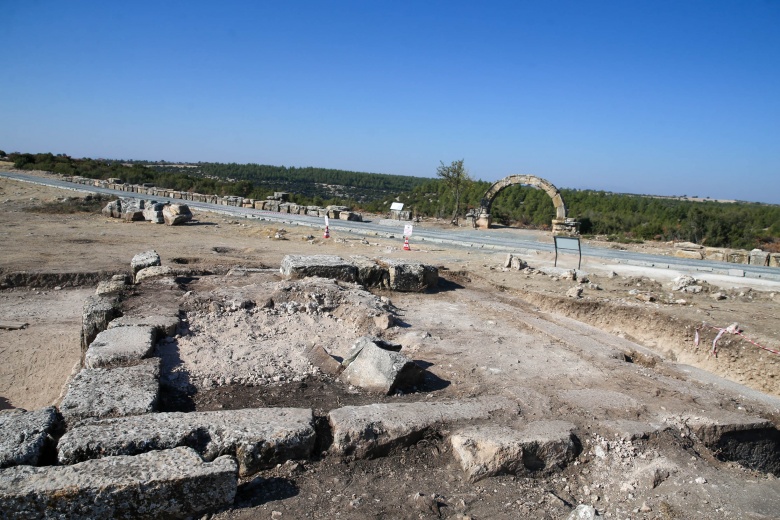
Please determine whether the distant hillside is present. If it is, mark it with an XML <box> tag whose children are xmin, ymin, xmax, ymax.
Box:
<box><xmin>5</xmin><ymin>151</ymin><xmax>779</xmax><ymax>251</ymax></box>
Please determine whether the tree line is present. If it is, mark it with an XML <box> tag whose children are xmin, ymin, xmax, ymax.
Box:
<box><xmin>5</xmin><ymin>151</ymin><xmax>778</xmax><ymax>251</ymax></box>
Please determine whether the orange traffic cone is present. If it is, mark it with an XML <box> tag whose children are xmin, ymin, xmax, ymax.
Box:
<box><xmin>403</xmin><ymin>236</ymin><xmax>411</xmax><ymax>251</ymax></box>
<box><xmin>324</xmin><ymin>226</ymin><xmax>330</xmax><ymax>239</ymax></box>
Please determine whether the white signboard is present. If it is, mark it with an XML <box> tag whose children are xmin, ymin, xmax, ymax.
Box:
<box><xmin>390</xmin><ymin>202</ymin><xmax>405</xmax><ymax>211</ymax></box>
<box><xmin>404</xmin><ymin>224</ymin><xmax>413</xmax><ymax>237</ymax></box>
<box><xmin>324</xmin><ymin>215</ymin><xmax>329</xmax><ymax>227</ymax></box>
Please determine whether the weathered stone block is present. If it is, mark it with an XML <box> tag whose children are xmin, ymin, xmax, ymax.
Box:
<box><xmin>728</xmin><ymin>250</ymin><xmax>750</xmax><ymax>264</ymax></box>
<box><xmin>380</xmin><ymin>259</ymin><xmax>438</xmax><ymax>292</ymax></box>
<box><xmin>108</xmin><ymin>314</ymin><xmax>179</xmax><ymax>338</ymax></box>
<box><xmin>84</xmin><ymin>326</ymin><xmax>156</xmax><ymax>369</ymax></box>
<box><xmin>95</xmin><ymin>276</ymin><xmax>129</xmax><ymax>296</ymax></box>
<box><xmin>303</xmin><ymin>344</ymin><xmax>343</xmax><ymax>377</ymax></box>
<box><xmin>340</xmin><ymin>338</ymin><xmax>424</xmax><ymax>395</ymax></box>
<box><xmin>59</xmin><ymin>359</ymin><xmax>160</xmax><ymax>425</ymax></box>
<box><xmin>142</xmin><ymin>202</ymin><xmax>165</xmax><ymax>224</ymax></box>
<box><xmin>674</xmin><ymin>249</ymin><xmax>703</xmax><ymax>260</ymax></box>
<box><xmin>770</xmin><ymin>253</ymin><xmax>780</xmax><ymax>268</ymax></box>
<box><xmin>0</xmin><ymin>407</ymin><xmax>63</xmax><ymax>469</ymax></box>
<box><xmin>704</xmin><ymin>248</ymin><xmax>727</xmax><ymax>262</ymax></box>
<box><xmin>130</xmin><ymin>250</ymin><xmax>161</xmax><ymax>281</ymax></box>
<box><xmin>58</xmin><ymin>408</ymin><xmax>314</xmax><ymax>476</ymax></box>
<box><xmin>134</xmin><ymin>265</ymin><xmax>174</xmax><ymax>282</ymax></box>
<box><xmin>80</xmin><ymin>295</ymin><xmax>121</xmax><ymax>353</ymax></box>
<box><xmin>0</xmin><ymin>447</ymin><xmax>237</xmax><ymax>519</ymax></box>
<box><xmin>328</xmin><ymin>397</ymin><xmax>518</xmax><ymax>458</ymax></box>
<box><xmin>749</xmin><ymin>249</ymin><xmax>769</xmax><ymax>266</ymax></box>
<box><xmin>162</xmin><ymin>203</ymin><xmax>192</xmax><ymax>226</ymax></box>
<box><xmin>279</xmin><ymin>255</ymin><xmax>358</xmax><ymax>283</ymax></box>
<box><xmin>450</xmin><ymin>421</ymin><xmax>578</xmax><ymax>481</ymax></box>
<box><xmin>350</xmin><ymin>255</ymin><xmax>388</xmax><ymax>288</ymax></box>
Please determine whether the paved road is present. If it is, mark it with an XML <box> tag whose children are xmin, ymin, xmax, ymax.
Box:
<box><xmin>3</xmin><ymin>170</ymin><xmax>779</xmax><ymax>281</ymax></box>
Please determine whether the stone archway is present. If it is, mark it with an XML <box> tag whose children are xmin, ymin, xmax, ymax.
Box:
<box><xmin>474</xmin><ymin>174</ymin><xmax>578</xmax><ymax>233</ymax></box>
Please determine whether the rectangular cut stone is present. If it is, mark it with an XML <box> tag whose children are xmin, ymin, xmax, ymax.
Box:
<box><xmin>60</xmin><ymin>359</ymin><xmax>160</xmax><ymax>425</ymax></box>
<box><xmin>728</xmin><ymin>251</ymin><xmax>750</xmax><ymax>264</ymax></box>
<box><xmin>750</xmin><ymin>249</ymin><xmax>770</xmax><ymax>266</ymax></box>
<box><xmin>58</xmin><ymin>408</ymin><xmax>315</xmax><ymax>476</ymax></box>
<box><xmin>350</xmin><ymin>256</ymin><xmax>387</xmax><ymax>288</ymax></box>
<box><xmin>673</xmin><ymin>249</ymin><xmax>703</xmax><ymax>260</ymax></box>
<box><xmin>84</xmin><ymin>326</ymin><xmax>156</xmax><ymax>369</ymax></box>
<box><xmin>80</xmin><ymin>295</ymin><xmax>121</xmax><ymax>353</ymax></box>
<box><xmin>108</xmin><ymin>314</ymin><xmax>179</xmax><ymax>338</ymax></box>
<box><xmin>329</xmin><ymin>396</ymin><xmax>518</xmax><ymax>458</ymax></box>
<box><xmin>450</xmin><ymin>421</ymin><xmax>577</xmax><ymax>481</ymax></box>
<box><xmin>0</xmin><ymin>447</ymin><xmax>236</xmax><ymax>519</ymax></box>
<box><xmin>380</xmin><ymin>259</ymin><xmax>438</xmax><ymax>292</ymax></box>
<box><xmin>704</xmin><ymin>248</ymin><xmax>726</xmax><ymax>262</ymax></box>
<box><xmin>280</xmin><ymin>255</ymin><xmax>358</xmax><ymax>283</ymax></box>
<box><xmin>0</xmin><ymin>407</ymin><xmax>62</xmax><ymax>469</ymax></box>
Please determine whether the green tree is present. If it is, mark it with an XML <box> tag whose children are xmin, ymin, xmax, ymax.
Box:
<box><xmin>436</xmin><ymin>159</ymin><xmax>472</xmax><ymax>225</ymax></box>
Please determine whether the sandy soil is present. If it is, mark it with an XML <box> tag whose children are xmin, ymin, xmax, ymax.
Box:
<box><xmin>3</xmin><ymin>174</ymin><xmax>780</xmax><ymax>519</ymax></box>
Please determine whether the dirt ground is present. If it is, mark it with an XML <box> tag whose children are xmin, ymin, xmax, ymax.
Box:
<box><xmin>2</xmin><ymin>174</ymin><xmax>780</xmax><ymax>519</ymax></box>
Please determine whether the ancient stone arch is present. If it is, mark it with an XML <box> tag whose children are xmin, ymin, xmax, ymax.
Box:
<box><xmin>475</xmin><ymin>174</ymin><xmax>578</xmax><ymax>233</ymax></box>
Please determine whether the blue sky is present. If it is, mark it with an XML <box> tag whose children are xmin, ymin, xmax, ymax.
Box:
<box><xmin>2</xmin><ymin>1</ymin><xmax>779</xmax><ymax>203</ymax></box>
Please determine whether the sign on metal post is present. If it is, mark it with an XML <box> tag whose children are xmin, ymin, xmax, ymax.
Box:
<box><xmin>554</xmin><ymin>236</ymin><xmax>581</xmax><ymax>269</ymax></box>
<box><xmin>404</xmin><ymin>224</ymin><xmax>413</xmax><ymax>237</ymax></box>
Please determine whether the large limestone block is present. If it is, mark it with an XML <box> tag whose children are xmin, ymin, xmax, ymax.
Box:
<box><xmin>0</xmin><ymin>447</ymin><xmax>237</xmax><ymax>519</ymax></box>
<box><xmin>131</xmin><ymin>250</ymin><xmax>161</xmax><ymax>281</ymax></box>
<box><xmin>350</xmin><ymin>256</ymin><xmax>388</xmax><ymax>288</ymax></box>
<box><xmin>329</xmin><ymin>396</ymin><xmax>519</xmax><ymax>458</ymax></box>
<box><xmin>162</xmin><ymin>203</ymin><xmax>192</xmax><ymax>225</ymax></box>
<box><xmin>749</xmin><ymin>249</ymin><xmax>769</xmax><ymax>266</ymax></box>
<box><xmin>95</xmin><ymin>275</ymin><xmax>130</xmax><ymax>296</ymax></box>
<box><xmin>728</xmin><ymin>250</ymin><xmax>750</xmax><ymax>264</ymax></box>
<box><xmin>84</xmin><ymin>326</ymin><xmax>156</xmax><ymax>369</ymax></box>
<box><xmin>339</xmin><ymin>338</ymin><xmax>424</xmax><ymax>395</ymax></box>
<box><xmin>380</xmin><ymin>259</ymin><xmax>438</xmax><ymax>292</ymax></box>
<box><xmin>59</xmin><ymin>359</ymin><xmax>160</xmax><ymax>426</ymax></box>
<box><xmin>704</xmin><ymin>248</ymin><xmax>727</xmax><ymax>262</ymax></box>
<box><xmin>142</xmin><ymin>202</ymin><xmax>165</xmax><ymax>224</ymax></box>
<box><xmin>280</xmin><ymin>255</ymin><xmax>358</xmax><ymax>283</ymax></box>
<box><xmin>101</xmin><ymin>200</ymin><xmax>121</xmax><ymax>218</ymax></box>
<box><xmin>80</xmin><ymin>295</ymin><xmax>121</xmax><ymax>353</ymax></box>
<box><xmin>450</xmin><ymin>421</ymin><xmax>578</xmax><ymax>481</ymax></box>
<box><xmin>0</xmin><ymin>407</ymin><xmax>63</xmax><ymax>468</ymax></box>
<box><xmin>134</xmin><ymin>265</ymin><xmax>174</xmax><ymax>282</ymax></box>
<box><xmin>109</xmin><ymin>314</ymin><xmax>179</xmax><ymax>338</ymax></box>
<box><xmin>58</xmin><ymin>408</ymin><xmax>315</xmax><ymax>476</ymax></box>
<box><xmin>673</xmin><ymin>249</ymin><xmax>703</xmax><ymax>260</ymax></box>
<box><xmin>771</xmin><ymin>253</ymin><xmax>780</xmax><ymax>268</ymax></box>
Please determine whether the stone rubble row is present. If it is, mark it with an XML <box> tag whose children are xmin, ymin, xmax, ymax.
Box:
<box><xmin>101</xmin><ymin>198</ymin><xmax>193</xmax><ymax>226</ymax></box>
<box><xmin>64</xmin><ymin>174</ymin><xmax>363</xmax><ymax>220</ymax></box>
<box><xmin>280</xmin><ymin>254</ymin><xmax>439</xmax><ymax>292</ymax></box>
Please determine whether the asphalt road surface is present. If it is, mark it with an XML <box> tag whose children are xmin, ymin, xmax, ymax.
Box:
<box><xmin>3</xmin><ymin>170</ymin><xmax>778</xmax><ymax>282</ymax></box>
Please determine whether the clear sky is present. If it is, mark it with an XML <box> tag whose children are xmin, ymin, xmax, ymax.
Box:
<box><xmin>2</xmin><ymin>1</ymin><xmax>779</xmax><ymax>203</ymax></box>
